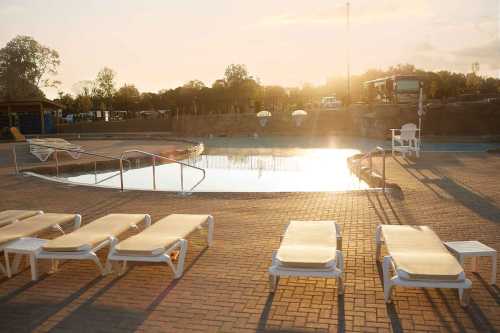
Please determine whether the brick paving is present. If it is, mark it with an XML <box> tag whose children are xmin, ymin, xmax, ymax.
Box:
<box><xmin>0</xmin><ymin>142</ymin><xmax>499</xmax><ymax>333</ymax></box>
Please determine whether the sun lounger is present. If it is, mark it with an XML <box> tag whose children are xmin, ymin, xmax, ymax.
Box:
<box><xmin>28</xmin><ymin>138</ymin><xmax>84</xmax><ymax>161</ymax></box>
<box><xmin>10</xmin><ymin>127</ymin><xmax>26</xmax><ymax>142</ymax></box>
<box><xmin>107</xmin><ymin>214</ymin><xmax>214</xmax><ymax>279</ymax></box>
<box><xmin>0</xmin><ymin>210</ymin><xmax>43</xmax><ymax>228</ymax></box>
<box><xmin>0</xmin><ymin>213</ymin><xmax>81</xmax><ymax>275</ymax></box>
<box><xmin>268</xmin><ymin>220</ymin><xmax>344</xmax><ymax>294</ymax></box>
<box><xmin>375</xmin><ymin>225</ymin><xmax>472</xmax><ymax>306</ymax></box>
<box><xmin>37</xmin><ymin>214</ymin><xmax>151</xmax><ymax>275</ymax></box>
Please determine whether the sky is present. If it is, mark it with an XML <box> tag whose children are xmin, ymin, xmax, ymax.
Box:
<box><xmin>1</xmin><ymin>0</ymin><xmax>499</xmax><ymax>98</ymax></box>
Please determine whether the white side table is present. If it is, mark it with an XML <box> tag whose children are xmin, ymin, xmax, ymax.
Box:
<box><xmin>445</xmin><ymin>241</ymin><xmax>497</xmax><ymax>285</ymax></box>
<box><xmin>4</xmin><ymin>237</ymin><xmax>48</xmax><ymax>281</ymax></box>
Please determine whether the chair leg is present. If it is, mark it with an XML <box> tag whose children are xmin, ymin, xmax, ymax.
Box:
<box><xmin>207</xmin><ymin>216</ymin><xmax>214</xmax><ymax>247</ymax></box>
<box><xmin>172</xmin><ymin>240</ymin><xmax>188</xmax><ymax>279</ymax></box>
<box><xmin>89</xmin><ymin>253</ymin><xmax>107</xmax><ymax>275</ymax></box>
<box><xmin>459</xmin><ymin>288</ymin><xmax>469</xmax><ymax>307</ymax></box>
<box><xmin>375</xmin><ymin>226</ymin><xmax>382</xmax><ymax>260</ymax></box>
<box><xmin>383</xmin><ymin>256</ymin><xmax>394</xmax><ymax>303</ymax></box>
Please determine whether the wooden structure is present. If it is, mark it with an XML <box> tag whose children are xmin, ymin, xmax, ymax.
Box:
<box><xmin>0</xmin><ymin>99</ymin><xmax>64</xmax><ymax>135</ymax></box>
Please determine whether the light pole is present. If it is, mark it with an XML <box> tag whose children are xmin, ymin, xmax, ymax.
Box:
<box><xmin>346</xmin><ymin>2</ymin><xmax>351</xmax><ymax>107</ymax></box>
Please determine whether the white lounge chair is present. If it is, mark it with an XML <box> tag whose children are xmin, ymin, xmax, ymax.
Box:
<box><xmin>38</xmin><ymin>214</ymin><xmax>151</xmax><ymax>275</ymax></box>
<box><xmin>28</xmin><ymin>138</ymin><xmax>84</xmax><ymax>161</ymax></box>
<box><xmin>107</xmin><ymin>214</ymin><xmax>214</xmax><ymax>279</ymax></box>
<box><xmin>268</xmin><ymin>220</ymin><xmax>344</xmax><ymax>294</ymax></box>
<box><xmin>0</xmin><ymin>213</ymin><xmax>81</xmax><ymax>276</ymax></box>
<box><xmin>0</xmin><ymin>210</ymin><xmax>44</xmax><ymax>228</ymax></box>
<box><xmin>375</xmin><ymin>225</ymin><xmax>472</xmax><ymax>307</ymax></box>
<box><xmin>391</xmin><ymin>123</ymin><xmax>420</xmax><ymax>157</ymax></box>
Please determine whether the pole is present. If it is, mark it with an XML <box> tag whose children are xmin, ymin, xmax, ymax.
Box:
<box><xmin>346</xmin><ymin>2</ymin><xmax>351</xmax><ymax>107</ymax></box>
<box><xmin>418</xmin><ymin>86</ymin><xmax>424</xmax><ymax>151</ymax></box>
<box><xmin>152</xmin><ymin>156</ymin><xmax>156</xmax><ymax>190</ymax></box>
<box><xmin>180</xmin><ymin>164</ymin><xmax>184</xmax><ymax>193</ymax></box>
<box><xmin>119</xmin><ymin>159</ymin><xmax>124</xmax><ymax>192</ymax></box>
<box><xmin>54</xmin><ymin>150</ymin><xmax>59</xmax><ymax>177</ymax></box>
<box><xmin>12</xmin><ymin>144</ymin><xmax>19</xmax><ymax>175</ymax></box>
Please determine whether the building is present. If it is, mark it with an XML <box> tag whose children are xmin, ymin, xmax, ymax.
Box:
<box><xmin>0</xmin><ymin>99</ymin><xmax>64</xmax><ymax>135</ymax></box>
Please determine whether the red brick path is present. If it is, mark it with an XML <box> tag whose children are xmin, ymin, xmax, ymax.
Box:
<box><xmin>0</xmin><ymin>145</ymin><xmax>499</xmax><ymax>332</ymax></box>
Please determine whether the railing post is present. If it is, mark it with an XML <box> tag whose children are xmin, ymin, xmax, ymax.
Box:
<box><xmin>12</xmin><ymin>144</ymin><xmax>19</xmax><ymax>175</ymax></box>
<box><xmin>369</xmin><ymin>152</ymin><xmax>373</xmax><ymax>174</ymax></box>
<box><xmin>119</xmin><ymin>159</ymin><xmax>124</xmax><ymax>192</ymax></box>
<box><xmin>55</xmin><ymin>150</ymin><xmax>59</xmax><ymax>177</ymax></box>
<box><xmin>94</xmin><ymin>161</ymin><xmax>97</xmax><ymax>184</ymax></box>
<box><xmin>152</xmin><ymin>156</ymin><xmax>156</xmax><ymax>190</ymax></box>
<box><xmin>382</xmin><ymin>149</ymin><xmax>386</xmax><ymax>190</ymax></box>
<box><xmin>180</xmin><ymin>164</ymin><xmax>184</xmax><ymax>193</ymax></box>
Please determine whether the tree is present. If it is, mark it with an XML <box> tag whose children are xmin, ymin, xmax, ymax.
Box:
<box><xmin>0</xmin><ymin>35</ymin><xmax>60</xmax><ymax>99</ymax></box>
<box><xmin>93</xmin><ymin>67</ymin><xmax>116</xmax><ymax>110</ymax></box>
<box><xmin>114</xmin><ymin>84</ymin><xmax>140</xmax><ymax>111</ymax></box>
<box><xmin>224</xmin><ymin>64</ymin><xmax>250</xmax><ymax>86</ymax></box>
<box><xmin>223</xmin><ymin>64</ymin><xmax>259</xmax><ymax>113</ymax></box>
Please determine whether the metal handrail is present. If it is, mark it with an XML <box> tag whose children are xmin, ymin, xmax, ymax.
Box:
<box><xmin>12</xmin><ymin>142</ymin><xmax>131</xmax><ymax>183</ymax></box>
<box><xmin>119</xmin><ymin>149</ymin><xmax>206</xmax><ymax>193</ymax></box>
<box><xmin>356</xmin><ymin>146</ymin><xmax>386</xmax><ymax>190</ymax></box>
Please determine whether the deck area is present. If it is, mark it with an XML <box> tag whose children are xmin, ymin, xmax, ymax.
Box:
<box><xmin>0</xmin><ymin>143</ymin><xmax>499</xmax><ymax>332</ymax></box>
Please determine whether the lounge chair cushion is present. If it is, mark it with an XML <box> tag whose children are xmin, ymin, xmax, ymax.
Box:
<box><xmin>114</xmin><ymin>214</ymin><xmax>210</xmax><ymax>256</ymax></box>
<box><xmin>276</xmin><ymin>221</ymin><xmax>337</xmax><ymax>269</ymax></box>
<box><xmin>0</xmin><ymin>210</ymin><xmax>41</xmax><ymax>228</ymax></box>
<box><xmin>42</xmin><ymin>214</ymin><xmax>147</xmax><ymax>252</ymax></box>
<box><xmin>381</xmin><ymin>225</ymin><xmax>464</xmax><ymax>281</ymax></box>
<box><xmin>0</xmin><ymin>213</ymin><xmax>77</xmax><ymax>246</ymax></box>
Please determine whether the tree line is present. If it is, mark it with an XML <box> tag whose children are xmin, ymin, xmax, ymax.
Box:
<box><xmin>1</xmin><ymin>35</ymin><xmax>500</xmax><ymax>117</ymax></box>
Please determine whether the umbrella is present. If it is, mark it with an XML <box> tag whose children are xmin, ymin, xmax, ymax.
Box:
<box><xmin>291</xmin><ymin>110</ymin><xmax>307</xmax><ymax>116</ymax></box>
<box><xmin>292</xmin><ymin>109</ymin><xmax>308</xmax><ymax>127</ymax></box>
<box><xmin>256</xmin><ymin>111</ymin><xmax>271</xmax><ymax>127</ymax></box>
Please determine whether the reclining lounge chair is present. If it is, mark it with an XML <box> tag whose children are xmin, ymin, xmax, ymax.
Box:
<box><xmin>0</xmin><ymin>210</ymin><xmax>44</xmax><ymax>228</ymax></box>
<box><xmin>268</xmin><ymin>220</ymin><xmax>344</xmax><ymax>294</ymax></box>
<box><xmin>28</xmin><ymin>138</ymin><xmax>84</xmax><ymax>161</ymax></box>
<box><xmin>38</xmin><ymin>214</ymin><xmax>151</xmax><ymax>275</ymax></box>
<box><xmin>108</xmin><ymin>214</ymin><xmax>214</xmax><ymax>279</ymax></box>
<box><xmin>375</xmin><ymin>225</ymin><xmax>472</xmax><ymax>307</ymax></box>
<box><xmin>0</xmin><ymin>213</ymin><xmax>81</xmax><ymax>275</ymax></box>
<box><xmin>107</xmin><ymin>214</ymin><xmax>214</xmax><ymax>279</ymax></box>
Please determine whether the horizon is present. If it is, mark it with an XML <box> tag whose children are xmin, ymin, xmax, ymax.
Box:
<box><xmin>1</xmin><ymin>0</ymin><xmax>499</xmax><ymax>98</ymax></box>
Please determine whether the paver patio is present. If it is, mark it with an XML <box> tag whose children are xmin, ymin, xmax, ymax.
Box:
<box><xmin>0</xmin><ymin>142</ymin><xmax>499</xmax><ymax>332</ymax></box>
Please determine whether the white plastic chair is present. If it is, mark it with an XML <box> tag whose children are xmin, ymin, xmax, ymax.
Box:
<box><xmin>391</xmin><ymin>123</ymin><xmax>420</xmax><ymax>157</ymax></box>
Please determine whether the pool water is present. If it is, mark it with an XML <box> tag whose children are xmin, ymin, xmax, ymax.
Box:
<box><xmin>65</xmin><ymin>148</ymin><xmax>369</xmax><ymax>192</ymax></box>
<box><xmin>59</xmin><ymin>136</ymin><xmax>500</xmax><ymax>193</ymax></box>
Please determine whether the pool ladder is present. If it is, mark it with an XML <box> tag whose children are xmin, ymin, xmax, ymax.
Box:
<box><xmin>351</xmin><ymin>146</ymin><xmax>387</xmax><ymax>190</ymax></box>
<box><xmin>119</xmin><ymin>149</ymin><xmax>206</xmax><ymax>193</ymax></box>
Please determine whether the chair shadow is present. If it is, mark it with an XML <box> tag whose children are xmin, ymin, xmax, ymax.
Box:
<box><xmin>375</xmin><ymin>261</ymin><xmax>404</xmax><ymax>333</ymax></box>
<box><xmin>473</xmin><ymin>273</ymin><xmax>500</xmax><ymax>305</ymax></box>
<box><xmin>337</xmin><ymin>294</ymin><xmax>345</xmax><ymax>333</ymax></box>
<box><xmin>256</xmin><ymin>292</ymin><xmax>275</xmax><ymax>332</ymax></box>
<box><xmin>425</xmin><ymin>174</ymin><xmax>500</xmax><ymax>223</ymax></box>
<box><xmin>395</xmin><ymin>157</ymin><xmax>500</xmax><ymax>224</ymax></box>
<box><xmin>0</xmin><ymin>276</ymin><xmax>104</xmax><ymax>332</ymax></box>
<box><xmin>47</xmin><ymin>247</ymin><xmax>209</xmax><ymax>332</ymax></box>
<box><xmin>464</xmin><ymin>298</ymin><xmax>497</xmax><ymax>333</ymax></box>
<box><xmin>256</xmin><ymin>287</ymin><xmax>344</xmax><ymax>333</ymax></box>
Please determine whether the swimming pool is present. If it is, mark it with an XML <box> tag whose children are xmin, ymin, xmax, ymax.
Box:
<box><xmin>40</xmin><ymin>136</ymin><xmax>500</xmax><ymax>193</ymax></box>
